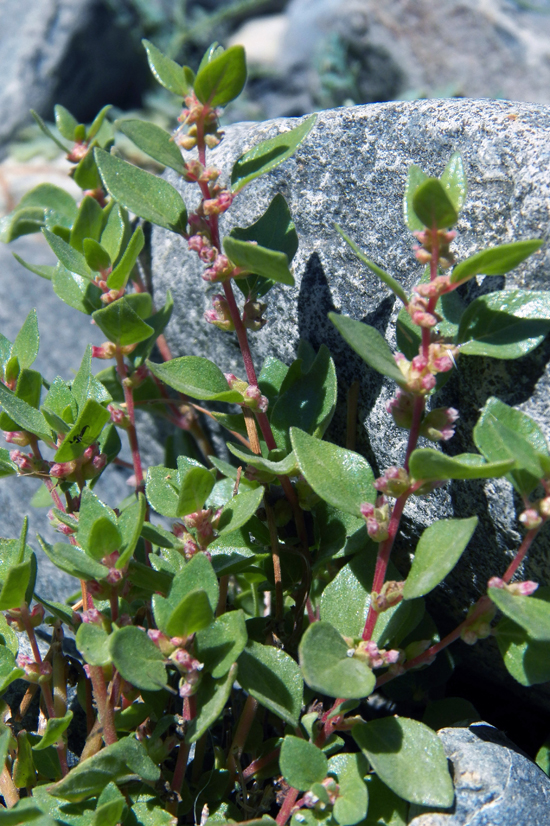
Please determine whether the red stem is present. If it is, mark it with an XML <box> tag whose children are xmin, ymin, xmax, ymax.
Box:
<box><xmin>276</xmin><ymin>787</ymin><xmax>300</xmax><ymax>826</ymax></box>
<box><xmin>362</xmin><ymin>492</ymin><xmax>410</xmax><ymax>641</ymax></box>
<box><xmin>115</xmin><ymin>349</ymin><xmax>144</xmax><ymax>492</ymax></box>
<box><xmin>502</xmin><ymin>527</ymin><xmax>540</xmax><ymax>583</ymax></box>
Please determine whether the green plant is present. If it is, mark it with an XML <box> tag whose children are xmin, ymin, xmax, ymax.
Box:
<box><xmin>0</xmin><ymin>38</ymin><xmax>550</xmax><ymax>825</ymax></box>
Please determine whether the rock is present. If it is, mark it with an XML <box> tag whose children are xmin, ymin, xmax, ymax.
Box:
<box><xmin>409</xmin><ymin>723</ymin><xmax>550</xmax><ymax>825</ymax></box>
<box><xmin>236</xmin><ymin>0</ymin><xmax>550</xmax><ymax>118</ymax></box>
<box><xmin>227</xmin><ymin>14</ymin><xmax>289</xmax><ymax>69</ymax></box>
<box><xmin>0</xmin><ymin>0</ymin><xmax>149</xmax><ymax>154</ymax></box>
<box><xmin>151</xmin><ymin>97</ymin><xmax>550</xmax><ymax>706</ymax></box>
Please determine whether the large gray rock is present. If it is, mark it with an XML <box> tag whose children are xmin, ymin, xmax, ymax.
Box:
<box><xmin>0</xmin><ymin>0</ymin><xmax>148</xmax><ymax>153</ymax></box>
<box><xmin>409</xmin><ymin>723</ymin><xmax>550</xmax><ymax>825</ymax></box>
<box><xmin>235</xmin><ymin>0</ymin><xmax>550</xmax><ymax>118</ymax></box>
<box><xmin>152</xmin><ymin>97</ymin><xmax>550</xmax><ymax>704</ymax></box>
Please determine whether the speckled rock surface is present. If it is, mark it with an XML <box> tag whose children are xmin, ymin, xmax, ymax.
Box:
<box><xmin>408</xmin><ymin>723</ymin><xmax>550</xmax><ymax>825</ymax></box>
<box><xmin>152</xmin><ymin>97</ymin><xmax>550</xmax><ymax>704</ymax></box>
<box><xmin>0</xmin><ymin>0</ymin><xmax>148</xmax><ymax>153</ymax></box>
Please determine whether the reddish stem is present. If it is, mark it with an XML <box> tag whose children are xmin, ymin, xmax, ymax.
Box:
<box><xmin>502</xmin><ymin>527</ymin><xmax>540</xmax><ymax>583</ymax></box>
<box><xmin>362</xmin><ymin>492</ymin><xmax>410</xmax><ymax>641</ymax></box>
<box><xmin>276</xmin><ymin>787</ymin><xmax>300</xmax><ymax>826</ymax></box>
<box><xmin>115</xmin><ymin>348</ymin><xmax>144</xmax><ymax>492</ymax></box>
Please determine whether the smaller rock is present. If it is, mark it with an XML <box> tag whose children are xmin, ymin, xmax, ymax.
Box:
<box><xmin>409</xmin><ymin>723</ymin><xmax>550</xmax><ymax>825</ymax></box>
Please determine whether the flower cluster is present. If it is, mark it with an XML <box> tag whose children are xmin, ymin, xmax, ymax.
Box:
<box><xmin>360</xmin><ymin>498</ymin><xmax>390</xmax><ymax>542</ymax></box>
<box><xmin>351</xmin><ymin>640</ymin><xmax>401</xmax><ymax>669</ymax></box>
<box><xmin>174</xmin><ymin>92</ymin><xmax>223</xmax><ymax>151</ymax></box>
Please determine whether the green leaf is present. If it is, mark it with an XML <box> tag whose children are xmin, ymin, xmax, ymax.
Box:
<box><xmin>100</xmin><ymin>203</ymin><xmax>126</xmax><ymax>263</ymax></box>
<box><xmin>0</xmin><ymin>448</ymin><xmax>17</xmax><ymax>479</ymax></box>
<box><xmin>280</xmin><ymin>736</ymin><xmax>328</xmax><ymax>791</ymax></box>
<box><xmin>457</xmin><ymin>288</ymin><xmax>550</xmax><ymax>358</ymax></box>
<box><xmin>32</xmin><ymin>712</ymin><xmax>73</xmax><ymax>751</ymax></box>
<box><xmin>291</xmin><ymin>428</ymin><xmax>375</xmax><ymax>517</ymax></box>
<box><xmin>299</xmin><ymin>622</ymin><xmax>375</xmax><ymax>699</ymax></box>
<box><xmin>328</xmin><ymin>753</ymin><xmax>369</xmax><ymax>826</ymax></box>
<box><xmin>195</xmin><ymin>610</ymin><xmax>247</xmax><ymax>678</ymax></box>
<box><xmin>217</xmin><ymin>486</ymin><xmax>265</xmax><ymax>535</ymax></box>
<box><xmin>54</xmin><ymin>398</ymin><xmax>111</xmax><ymax>463</ymax></box>
<box><xmin>474</xmin><ymin>397</ymin><xmax>547</xmax><ymax>496</ymax></box>
<box><xmin>109</xmin><ymin>626</ymin><xmax>167</xmax><ymax>691</ymax></box>
<box><xmin>153</xmin><ymin>552</ymin><xmax>219</xmax><ymax>633</ymax></box>
<box><xmin>353</xmin><ymin>717</ymin><xmax>454</xmax><ymax>808</ymax></box>
<box><xmin>12</xmin><ymin>253</ymin><xmax>55</xmax><ymax>281</ymax></box>
<box><xmin>50</xmin><ymin>736</ymin><xmax>159</xmax><ymax>801</ymax></box>
<box><xmin>232</xmin><ymin>194</ymin><xmax>298</xmax><ymax>298</ymax></box>
<box><xmin>271</xmin><ymin>346</ymin><xmax>337</xmax><ymax>450</ymax></box>
<box><xmin>106</xmin><ymin>226</ymin><xmax>144</xmax><ymax>290</ymax></box>
<box><xmin>54</xmin><ymin>105</ymin><xmax>78</xmax><ymax>140</ymax></box>
<box><xmin>231</xmin><ymin>115</ymin><xmax>317</xmax><ymax>193</ymax></box>
<box><xmin>409</xmin><ymin>448</ymin><xmax>514</xmax><ymax>482</ymax></box>
<box><xmin>0</xmin><ymin>207</ymin><xmax>46</xmax><ymax>243</ymax></box>
<box><xmin>536</xmin><ymin>740</ymin><xmax>550</xmax><ymax>777</ymax></box>
<box><xmin>451</xmin><ymin>240</ymin><xmax>543</xmax><ymax>285</ymax></box>
<box><xmin>0</xmin><ymin>382</ymin><xmax>52</xmax><ymax>443</ymax></box>
<box><xmin>0</xmin><ymin>367</ymin><xmax>43</xmax><ymax>431</ymax></box>
<box><xmin>227</xmin><ymin>443</ymin><xmax>298</xmax><ymax>476</ymax></box>
<box><xmin>0</xmin><ymin>557</ymin><xmax>34</xmax><ymax>610</ymax></box>
<box><xmin>52</xmin><ymin>263</ymin><xmax>102</xmax><ymax>315</ymax></box>
<box><xmin>224</xmin><ymin>236</ymin><xmax>294</xmax><ymax>286</ymax></box>
<box><xmin>74</xmin><ymin>147</ymin><xmax>103</xmax><ymax>191</ymax></box>
<box><xmin>0</xmin><ymin>613</ymin><xmax>19</xmax><ymax>655</ymax></box>
<box><xmin>70</xmin><ymin>195</ymin><xmax>103</xmax><ymax>253</ymax></box>
<box><xmin>165</xmin><ymin>588</ymin><xmax>215</xmax><ymax>637</ymax></box>
<box><xmin>12</xmin><ymin>310</ymin><xmax>39</xmax><ymax>369</ymax></box>
<box><xmin>320</xmin><ymin>554</ymin><xmax>375</xmax><ymax>638</ymax></box>
<box><xmin>146</xmin><ymin>465</ymin><xmax>180</xmax><ymax>517</ymax></box>
<box><xmin>117</xmin><ymin>493</ymin><xmax>146</xmax><ymax>568</ymax></box>
<box><xmin>132</xmin><ymin>290</ymin><xmax>175</xmax><ymax>366</ymax></box>
<box><xmin>117</xmin><ymin>119</ymin><xmax>184</xmax><ymax>174</ymax></box>
<box><xmin>87</xmin><ymin>104</ymin><xmax>112</xmax><ymax>143</ymax></box>
<box><xmin>364</xmin><ymin>775</ymin><xmax>408</xmax><ymax>826</ymax></box>
<box><xmin>76</xmin><ymin>487</ymin><xmax>120</xmax><ymax>559</ymax></box>
<box><xmin>496</xmin><ymin>606</ymin><xmax>550</xmax><ymax>687</ymax></box>
<box><xmin>92</xmin><ymin>297</ymin><xmax>154</xmax><ymax>346</ymax></box>
<box><xmin>31</xmin><ymin>110</ymin><xmax>70</xmax><ymax>152</ymax></box>
<box><xmin>38</xmin><ymin>536</ymin><xmax>108</xmax><ymax>582</ymax></box>
<box><xmin>334</xmin><ymin>224</ymin><xmax>408</xmax><ymax>305</ymax></box>
<box><xmin>177</xmin><ymin>466</ymin><xmax>216</xmax><ymax>517</ymax></box>
<box><xmin>0</xmin><ymin>648</ymin><xmax>24</xmax><ymax>694</ymax></box>
<box><xmin>43</xmin><ymin>228</ymin><xmax>92</xmax><ymax>278</ymax></box>
<box><xmin>440</xmin><ymin>152</ymin><xmax>467</xmax><ymax>213</ymax></box>
<box><xmin>72</xmin><ymin>344</ymin><xmax>112</xmax><ymax>410</ymax></box>
<box><xmin>76</xmin><ymin>623</ymin><xmax>111</xmax><ymax>666</ymax></box>
<box><xmin>95</xmin><ymin>148</ymin><xmax>187</xmax><ymax>234</ymax></box>
<box><xmin>259</xmin><ymin>355</ymin><xmax>290</xmax><ymax>404</ymax></box>
<box><xmin>329</xmin><ymin>313</ymin><xmax>405</xmax><ymax>385</ymax></box>
<box><xmin>14</xmin><ymin>182</ymin><xmax>77</xmax><ymax>227</ymax></box>
<box><xmin>194</xmin><ymin>45</ymin><xmax>246</xmax><ymax>107</ymax></box>
<box><xmin>237</xmin><ymin>640</ymin><xmax>303</xmax><ymax>726</ymax></box>
<box><xmin>186</xmin><ymin>664</ymin><xmax>237</xmax><ymax>744</ymax></box>
<box><xmin>403</xmin><ymin>164</ymin><xmax>429</xmax><ymax>232</ymax></box>
<box><xmin>147</xmin><ymin>356</ymin><xmax>243</xmax><ymax>402</ymax></box>
<box><xmin>412</xmin><ymin>178</ymin><xmax>458</xmax><ymax>229</ymax></box>
<box><xmin>83</xmin><ymin>238</ymin><xmax>111</xmax><ymax>272</ymax></box>
<box><xmin>489</xmin><ymin>587</ymin><xmax>550</xmax><ymax>641</ymax></box>
<box><xmin>142</xmin><ymin>38</ymin><xmax>191</xmax><ymax>96</ymax></box>
<box><xmin>403</xmin><ymin>517</ymin><xmax>478</xmax><ymax>599</ymax></box>
<box><xmin>13</xmin><ymin>731</ymin><xmax>36</xmax><ymax>789</ymax></box>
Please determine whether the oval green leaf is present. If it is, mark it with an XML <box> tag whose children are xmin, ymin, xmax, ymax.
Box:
<box><xmin>299</xmin><ymin>622</ymin><xmax>375</xmax><ymax>700</ymax></box>
<box><xmin>147</xmin><ymin>356</ymin><xmax>243</xmax><ymax>402</ymax></box>
<box><xmin>353</xmin><ymin>717</ymin><xmax>454</xmax><ymax>808</ymax></box>
<box><xmin>280</xmin><ymin>736</ymin><xmax>328</xmax><ymax>791</ymax></box>
<box><xmin>403</xmin><ymin>517</ymin><xmax>478</xmax><ymax>599</ymax></box>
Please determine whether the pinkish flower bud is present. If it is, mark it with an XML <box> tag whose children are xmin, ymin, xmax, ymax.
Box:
<box><xmin>420</xmin><ymin>407</ymin><xmax>459</xmax><ymax>442</ymax></box>
<box><xmin>374</xmin><ymin>466</ymin><xmax>410</xmax><ymax>497</ymax></box>
<box><xmin>414</xmin><ymin>275</ymin><xmax>451</xmax><ymax>299</ymax></box>
<box><xmin>28</xmin><ymin>604</ymin><xmax>45</xmax><ymax>628</ymax></box>
<box><xmin>488</xmin><ymin>576</ymin><xmax>505</xmax><ymax>590</ymax></box>
<box><xmin>243</xmin><ymin>385</ymin><xmax>269</xmax><ymax>413</ymax></box>
<box><xmin>508</xmin><ymin>580</ymin><xmax>539</xmax><ymax>596</ymax></box>
<box><xmin>50</xmin><ymin>460</ymin><xmax>78</xmax><ymax>480</ymax></box>
<box><xmin>519</xmin><ymin>508</ymin><xmax>543</xmax><ymax>530</ymax></box>
<box><xmin>204</xmin><ymin>294</ymin><xmax>235</xmax><ymax>332</ymax></box>
<box><xmin>183</xmin><ymin>160</ymin><xmax>204</xmax><ymax>182</ymax></box>
<box><xmin>82</xmin><ymin>608</ymin><xmax>104</xmax><ymax>625</ymax></box>
<box><xmin>148</xmin><ymin>629</ymin><xmax>176</xmax><ymax>656</ymax></box>
<box><xmin>539</xmin><ymin>496</ymin><xmax>550</xmax><ymax>518</ymax></box>
<box><xmin>371</xmin><ymin>580</ymin><xmax>404</xmax><ymax>612</ymax></box>
<box><xmin>386</xmin><ymin>390</ymin><xmax>415</xmax><ymax>429</ymax></box>
<box><xmin>3</xmin><ymin>430</ymin><xmax>32</xmax><ymax>447</ymax></box>
<box><xmin>91</xmin><ymin>342</ymin><xmax>117</xmax><ymax>359</ymax></box>
<box><xmin>108</xmin><ymin>405</ymin><xmax>130</xmax><ymax>429</ymax></box>
<box><xmin>83</xmin><ymin>453</ymin><xmax>107</xmax><ymax>480</ymax></box>
<box><xmin>361</xmin><ymin>498</ymin><xmax>390</xmax><ymax>542</ymax></box>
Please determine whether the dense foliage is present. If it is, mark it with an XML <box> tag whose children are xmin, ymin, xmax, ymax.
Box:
<box><xmin>0</xmin><ymin>39</ymin><xmax>550</xmax><ymax>825</ymax></box>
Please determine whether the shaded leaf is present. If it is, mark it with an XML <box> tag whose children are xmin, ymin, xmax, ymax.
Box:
<box><xmin>412</xmin><ymin>178</ymin><xmax>458</xmax><ymax>229</ymax></box>
<box><xmin>109</xmin><ymin>626</ymin><xmax>167</xmax><ymax>691</ymax></box>
<box><xmin>335</xmin><ymin>224</ymin><xmax>408</xmax><ymax>304</ymax></box>
<box><xmin>231</xmin><ymin>116</ymin><xmax>317</xmax><ymax>193</ymax></box>
<box><xmin>116</xmin><ymin>119</ymin><xmax>184</xmax><ymax>174</ymax></box>
<box><xmin>353</xmin><ymin>717</ymin><xmax>454</xmax><ymax>807</ymax></box>
<box><xmin>409</xmin><ymin>448</ymin><xmax>514</xmax><ymax>482</ymax></box>
<box><xmin>147</xmin><ymin>356</ymin><xmax>243</xmax><ymax>402</ymax></box>
<box><xmin>280</xmin><ymin>736</ymin><xmax>328</xmax><ymax>791</ymax></box>
<box><xmin>291</xmin><ymin>428</ymin><xmax>375</xmax><ymax>517</ymax></box>
<box><xmin>403</xmin><ymin>517</ymin><xmax>478</xmax><ymax>599</ymax></box>
<box><xmin>451</xmin><ymin>240</ymin><xmax>543</xmax><ymax>285</ymax></box>
<box><xmin>238</xmin><ymin>640</ymin><xmax>303</xmax><ymax>726</ymax></box>
<box><xmin>299</xmin><ymin>622</ymin><xmax>375</xmax><ymax>699</ymax></box>
<box><xmin>142</xmin><ymin>39</ymin><xmax>190</xmax><ymax>96</ymax></box>
<box><xmin>329</xmin><ymin>313</ymin><xmax>405</xmax><ymax>385</ymax></box>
